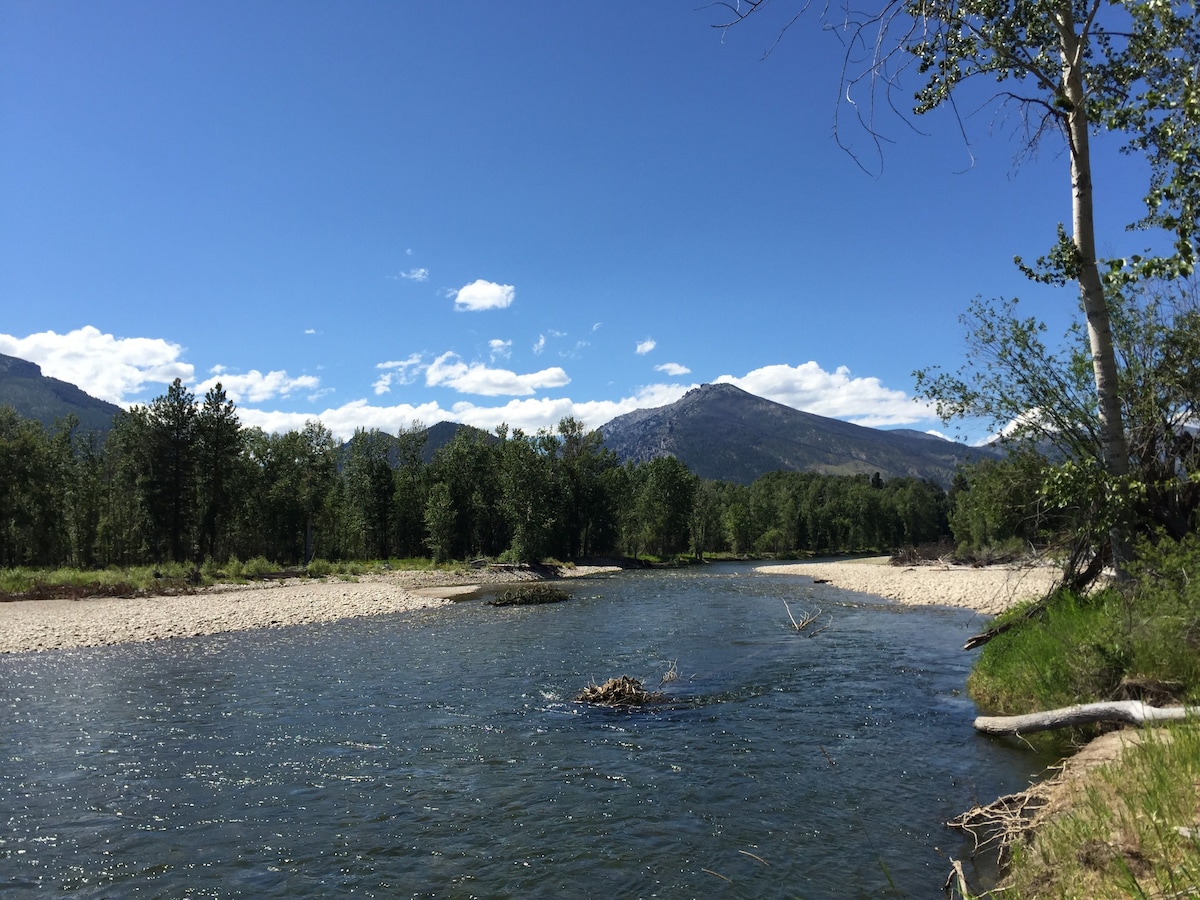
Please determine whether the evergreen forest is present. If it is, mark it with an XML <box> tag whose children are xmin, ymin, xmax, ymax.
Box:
<box><xmin>0</xmin><ymin>379</ymin><xmax>954</xmax><ymax>570</ymax></box>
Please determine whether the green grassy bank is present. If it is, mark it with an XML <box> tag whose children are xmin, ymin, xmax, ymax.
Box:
<box><xmin>965</xmin><ymin>535</ymin><xmax>1200</xmax><ymax>896</ymax></box>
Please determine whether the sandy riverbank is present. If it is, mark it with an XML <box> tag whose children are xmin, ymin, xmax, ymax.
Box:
<box><xmin>762</xmin><ymin>557</ymin><xmax>1062</xmax><ymax>615</ymax></box>
<box><xmin>0</xmin><ymin>565</ymin><xmax>621</xmax><ymax>654</ymax></box>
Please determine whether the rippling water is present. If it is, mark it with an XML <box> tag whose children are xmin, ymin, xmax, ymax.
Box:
<box><xmin>0</xmin><ymin>564</ymin><xmax>1050</xmax><ymax>898</ymax></box>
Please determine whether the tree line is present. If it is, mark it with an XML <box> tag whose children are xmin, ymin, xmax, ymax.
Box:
<box><xmin>0</xmin><ymin>380</ymin><xmax>951</xmax><ymax>570</ymax></box>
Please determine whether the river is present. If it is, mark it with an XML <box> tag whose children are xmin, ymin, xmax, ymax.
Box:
<box><xmin>0</xmin><ymin>563</ymin><xmax>1049</xmax><ymax>897</ymax></box>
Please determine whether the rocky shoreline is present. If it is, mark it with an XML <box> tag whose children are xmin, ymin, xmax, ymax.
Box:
<box><xmin>0</xmin><ymin>565</ymin><xmax>620</xmax><ymax>654</ymax></box>
<box><xmin>763</xmin><ymin>557</ymin><xmax>1062</xmax><ymax>615</ymax></box>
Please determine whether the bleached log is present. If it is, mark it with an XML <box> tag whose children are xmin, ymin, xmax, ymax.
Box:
<box><xmin>974</xmin><ymin>700</ymin><xmax>1200</xmax><ymax>735</ymax></box>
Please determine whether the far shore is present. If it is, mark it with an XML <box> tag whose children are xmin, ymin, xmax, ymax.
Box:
<box><xmin>761</xmin><ymin>557</ymin><xmax>1062</xmax><ymax>615</ymax></box>
<box><xmin>0</xmin><ymin>558</ymin><xmax>1062</xmax><ymax>654</ymax></box>
<box><xmin>0</xmin><ymin>565</ymin><xmax>620</xmax><ymax>655</ymax></box>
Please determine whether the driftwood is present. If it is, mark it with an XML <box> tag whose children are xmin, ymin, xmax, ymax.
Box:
<box><xmin>783</xmin><ymin>600</ymin><xmax>831</xmax><ymax>636</ymax></box>
<box><xmin>975</xmin><ymin>700</ymin><xmax>1200</xmax><ymax>735</ymax></box>
<box><xmin>575</xmin><ymin>675</ymin><xmax>666</xmax><ymax>707</ymax></box>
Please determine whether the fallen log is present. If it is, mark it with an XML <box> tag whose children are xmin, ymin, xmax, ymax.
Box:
<box><xmin>975</xmin><ymin>700</ymin><xmax>1200</xmax><ymax>735</ymax></box>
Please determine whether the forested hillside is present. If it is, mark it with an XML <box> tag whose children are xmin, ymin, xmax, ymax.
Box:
<box><xmin>0</xmin><ymin>352</ymin><xmax>120</xmax><ymax>435</ymax></box>
<box><xmin>0</xmin><ymin>380</ymin><xmax>951</xmax><ymax>569</ymax></box>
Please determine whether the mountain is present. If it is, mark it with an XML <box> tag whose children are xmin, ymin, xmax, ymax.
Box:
<box><xmin>338</xmin><ymin>421</ymin><xmax>498</xmax><ymax>469</ymax></box>
<box><xmin>0</xmin><ymin>352</ymin><xmax>121</xmax><ymax>435</ymax></box>
<box><xmin>419</xmin><ymin>421</ymin><xmax>497</xmax><ymax>464</ymax></box>
<box><xmin>598</xmin><ymin>382</ymin><xmax>991</xmax><ymax>487</ymax></box>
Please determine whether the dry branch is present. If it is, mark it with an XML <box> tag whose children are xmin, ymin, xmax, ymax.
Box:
<box><xmin>948</xmin><ymin>784</ymin><xmax>1056</xmax><ymax>860</ymax></box>
<box><xmin>783</xmin><ymin>599</ymin><xmax>826</xmax><ymax>634</ymax></box>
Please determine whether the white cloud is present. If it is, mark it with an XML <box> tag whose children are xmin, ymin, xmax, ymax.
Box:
<box><xmin>655</xmin><ymin>362</ymin><xmax>691</xmax><ymax>376</ymax></box>
<box><xmin>0</xmin><ymin>326</ymin><xmax>193</xmax><ymax>405</ymax></box>
<box><xmin>376</xmin><ymin>355</ymin><xmax>424</xmax><ymax>377</ymax></box>
<box><xmin>635</xmin><ymin>338</ymin><xmax>656</xmax><ymax>355</ymax></box>
<box><xmin>239</xmin><ymin>399</ymin><xmax>454</xmax><ymax>443</ymax></box>
<box><xmin>225</xmin><ymin>362</ymin><xmax>941</xmax><ymax>443</ymax></box>
<box><xmin>425</xmin><ymin>352</ymin><xmax>570</xmax><ymax>396</ymax></box>
<box><xmin>489</xmin><ymin>338</ymin><xmax>512</xmax><ymax>360</ymax></box>
<box><xmin>453</xmin><ymin>279</ymin><xmax>515</xmax><ymax>311</ymax></box>
<box><xmin>235</xmin><ymin>381</ymin><xmax>694</xmax><ymax>442</ymax></box>
<box><xmin>1</xmin><ymin>327</ymin><xmax>943</xmax><ymax>444</ymax></box>
<box><xmin>194</xmin><ymin>369</ymin><xmax>321</xmax><ymax>404</ymax></box>
<box><xmin>395</xmin><ymin>267</ymin><xmax>429</xmax><ymax>282</ymax></box>
<box><xmin>533</xmin><ymin>334</ymin><xmax>546</xmax><ymax>355</ymax></box>
<box><xmin>304</xmin><ymin>328</ymin><xmax>317</xmax><ymax>335</ymax></box>
<box><xmin>372</xmin><ymin>354</ymin><xmax>424</xmax><ymax>395</ymax></box>
<box><xmin>716</xmin><ymin>362</ymin><xmax>933</xmax><ymax>427</ymax></box>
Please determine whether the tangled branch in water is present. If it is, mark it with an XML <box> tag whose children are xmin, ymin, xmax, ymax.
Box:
<box><xmin>575</xmin><ymin>675</ymin><xmax>666</xmax><ymax>707</ymax></box>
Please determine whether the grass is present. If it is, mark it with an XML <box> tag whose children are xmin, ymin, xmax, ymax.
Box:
<box><xmin>0</xmin><ymin>556</ymin><xmax>475</xmax><ymax>599</ymax></box>
<box><xmin>999</xmin><ymin>724</ymin><xmax>1200</xmax><ymax>898</ymax></box>
<box><xmin>969</xmin><ymin>536</ymin><xmax>1200</xmax><ymax>724</ymax></box>
<box><xmin>0</xmin><ymin>563</ymin><xmax>196</xmax><ymax>598</ymax></box>
<box><xmin>963</xmin><ymin>533</ymin><xmax>1200</xmax><ymax>894</ymax></box>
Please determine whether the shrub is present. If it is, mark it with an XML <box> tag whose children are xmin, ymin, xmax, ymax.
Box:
<box><xmin>241</xmin><ymin>556</ymin><xmax>275</xmax><ymax>578</ymax></box>
<box><xmin>305</xmin><ymin>557</ymin><xmax>334</xmax><ymax>578</ymax></box>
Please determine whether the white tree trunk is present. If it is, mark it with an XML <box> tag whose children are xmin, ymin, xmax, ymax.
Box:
<box><xmin>1059</xmin><ymin>7</ymin><xmax>1132</xmax><ymax>567</ymax></box>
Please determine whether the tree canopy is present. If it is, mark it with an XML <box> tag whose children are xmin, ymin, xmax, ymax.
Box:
<box><xmin>713</xmin><ymin>0</ymin><xmax>1200</xmax><ymax>571</ymax></box>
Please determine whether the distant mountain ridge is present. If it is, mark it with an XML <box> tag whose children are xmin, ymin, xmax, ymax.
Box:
<box><xmin>598</xmin><ymin>382</ymin><xmax>989</xmax><ymax>487</ymax></box>
<box><xmin>0</xmin><ymin>351</ymin><xmax>988</xmax><ymax>486</ymax></box>
<box><xmin>0</xmin><ymin>352</ymin><xmax>121</xmax><ymax>434</ymax></box>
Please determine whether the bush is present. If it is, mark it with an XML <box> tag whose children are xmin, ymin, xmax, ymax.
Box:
<box><xmin>240</xmin><ymin>556</ymin><xmax>275</xmax><ymax>578</ymax></box>
<box><xmin>306</xmin><ymin>557</ymin><xmax>334</xmax><ymax>577</ymax></box>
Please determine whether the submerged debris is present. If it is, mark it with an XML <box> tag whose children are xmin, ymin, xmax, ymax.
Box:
<box><xmin>487</xmin><ymin>583</ymin><xmax>571</xmax><ymax>606</ymax></box>
<box><xmin>575</xmin><ymin>675</ymin><xmax>666</xmax><ymax>707</ymax></box>
<box><xmin>784</xmin><ymin>599</ymin><xmax>831</xmax><ymax>635</ymax></box>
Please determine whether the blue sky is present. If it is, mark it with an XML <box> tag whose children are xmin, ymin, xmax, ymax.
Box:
<box><xmin>0</xmin><ymin>2</ymin><xmax>1155</xmax><ymax>444</ymax></box>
